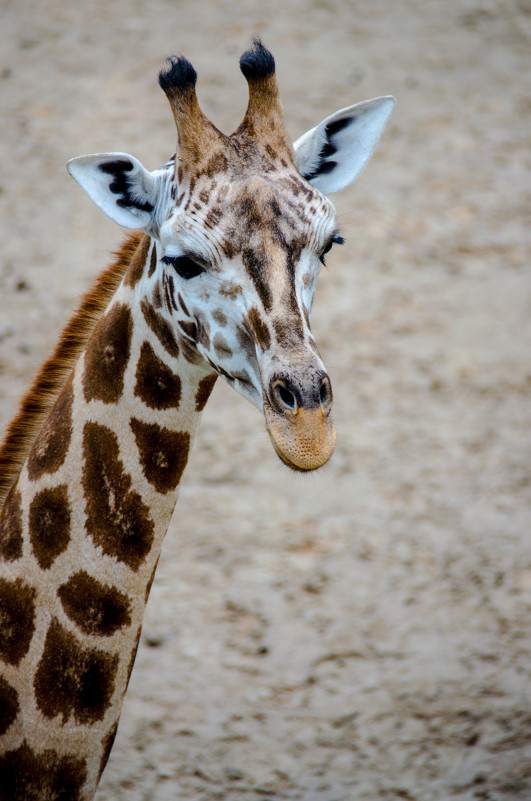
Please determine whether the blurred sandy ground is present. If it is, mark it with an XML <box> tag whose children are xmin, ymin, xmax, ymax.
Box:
<box><xmin>1</xmin><ymin>1</ymin><xmax>530</xmax><ymax>798</ymax></box>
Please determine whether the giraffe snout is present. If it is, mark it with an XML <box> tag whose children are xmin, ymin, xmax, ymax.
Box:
<box><xmin>264</xmin><ymin>371</ymin><xmax>336</xmax><ymax>471</ymax></box>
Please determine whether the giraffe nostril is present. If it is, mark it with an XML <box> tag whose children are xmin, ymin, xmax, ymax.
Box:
<box><xmin>271</xmin><ymin>380</ymin><xmax>298</xmax><ymax>413</ymax></box>
<box><xmin>319</xmin><ymin>376</ymin><xmax>333</xmax><ymax>410</ymax></box>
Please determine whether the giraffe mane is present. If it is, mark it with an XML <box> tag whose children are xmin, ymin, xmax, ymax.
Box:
<box><xmin>0</xmin><ymin>231</ymin><xmax>145</xmax><ymax>507</ymax></box>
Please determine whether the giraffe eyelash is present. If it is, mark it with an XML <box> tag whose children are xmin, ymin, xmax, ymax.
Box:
<box><xmin>319</xmin><ymin>232</ymin><xmax>345</xmax><ymax>265</ymax></box>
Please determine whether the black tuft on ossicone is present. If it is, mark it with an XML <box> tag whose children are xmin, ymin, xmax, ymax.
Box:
<box><xmin>240</xmin><ymin>38</ymin><xmax>275</xmax><ymax>81</ymax></box>
<box><xmin>158</xmin><ymin>56</ymin><xmax>197</xmax><ymax>93</ymax></box>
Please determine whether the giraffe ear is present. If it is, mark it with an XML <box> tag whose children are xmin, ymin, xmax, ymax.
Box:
<box><xmin>67</xmin><ymin>153</ymin><xmax>159</xmax><ymax>231</ymax></box>
<box><xmin>293</xmin><ymin>96</ymin><xmax>395</xmax><ymax>195</ymax></box>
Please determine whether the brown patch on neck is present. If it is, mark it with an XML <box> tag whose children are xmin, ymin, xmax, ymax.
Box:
<box><xmin>0</xmin><ymin>232</ymin><xmax>147</xmax><ymax>508</ymax></box>
<box><xmin>82</xmin><ymin>421</ymin><xmax>155</xmax><ymax>572</ymax></box>
<box><xmin>130</xmin><ymin>419</ymin><xmax>190</xmax><ymax>494</ymax></box>
<box><xmin>29</xmin><ymin>485</ymin><xmax>71</xmax><ymax>570</ymax></box>
<box><xmin>0</xmin><ymin>740</ymin><xmax>87</xmax><ymax>801</ymax></box>
<box><xmin>26</xmin><ymin>374</ymin><xmax>74</xmax><ymax>481</ymax></box>
<box><xmin>0</xmin><ymin>676</ymin><xmax>19</xmax><ymax>736</ymax></box>
<box><xmin>0</xmin><ymin>485</ymin><xmax>23</xmax><ymax>562</ymax></box>
<box><xmin>34</xmin><ymin>617</ymin><xmax>118</xmax><ymax>724</ymax></box>
<box><xmin>82</xmin><ymin>303</ymin><xmax>133</xmax><ymax>404</ymax></box>
<box><xmin>195</xmin><ymin>374</ymin><xmax>217</xmax><ymax>412</ymax></box>
<box><xmin>124</xmin><ymin>235</ymin><xmax>151</xmax><ymax>287</ymax></box>
<box><xmin>140</xmin><ymin>299</ymin><xmax>180</xmax><ymax>359</ymax></box>
<box><xmin>134</xmin><ymin>342</ymin><xmax>182</xmax><ymax>410</ymax></box>
<box><xmin>58</xmin><ymin>572</ymin><xmax>132</xmax><ymax>637</ymax></box>
<box><xmin>0</xmin><ymin>577</ymin><xmax>37</xmax><ymax>666</ymax></box>
<box><xmin>99</xmin><ymin>720</ymin><xmax>119</xmax><ymax>780</ymax></box>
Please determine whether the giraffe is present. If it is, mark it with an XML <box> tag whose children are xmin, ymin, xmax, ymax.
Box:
<box><xmin>0</xmin><ymin>40</ymin><xmax>394</xmax><ymax>801</ymax></box>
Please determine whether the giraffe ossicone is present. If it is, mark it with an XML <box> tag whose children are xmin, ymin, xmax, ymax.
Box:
<box><xmin>0</xmin><ymin>39</ymin><xmax>394</xmax><ymax>800</ymax></box>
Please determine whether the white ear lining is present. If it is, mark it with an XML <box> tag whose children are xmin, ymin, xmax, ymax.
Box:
<box><xmin>293</xmin><ymin>96</ymin><xmax>395</xmax><ymax>195</ymax></box>
<box><xmin>67</xmin><ymin>153</ymin><xmax>157</xmax><ymax>230</ymax></box>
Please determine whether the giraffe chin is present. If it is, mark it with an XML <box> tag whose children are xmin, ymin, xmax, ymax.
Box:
<box><xmin>264</xmin><ymin>407</ymin><xmax>337</xmax><ymax>472</ymax></box>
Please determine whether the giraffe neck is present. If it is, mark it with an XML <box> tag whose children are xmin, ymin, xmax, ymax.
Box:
<box><xmin>0</xmin><ymin>237</ymin><xmax>217</xmax><ymax>801</ymax></box>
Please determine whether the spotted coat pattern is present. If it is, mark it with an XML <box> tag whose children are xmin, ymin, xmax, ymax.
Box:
<box><xmin>0</xmin><ymin>236</ymin><xmax>218</xmax><ymax>800</ymax></box>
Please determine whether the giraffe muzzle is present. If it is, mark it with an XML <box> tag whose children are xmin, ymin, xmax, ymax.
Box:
<box><xmin>264</xmin><ymin>373</ymin><xmax>336</xmax><ymax>471</ymax></box>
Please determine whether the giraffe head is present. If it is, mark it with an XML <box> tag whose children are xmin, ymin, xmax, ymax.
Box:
<box><xmin>67</xmin><ymin>40</ymin><xmax>394</xmax><ymax>471</ymax></box>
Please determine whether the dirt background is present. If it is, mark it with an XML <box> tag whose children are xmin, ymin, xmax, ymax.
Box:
<box><xmin>1</xmin><ymin>1</ymin><xmax>530</xmax><ymax>799</ymax></box>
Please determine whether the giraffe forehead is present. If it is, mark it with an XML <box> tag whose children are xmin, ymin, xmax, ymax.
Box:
<box><xmin>171</xmin><ymin>169</ymin><xmax>335</xmax><ymax>261</ymax></box>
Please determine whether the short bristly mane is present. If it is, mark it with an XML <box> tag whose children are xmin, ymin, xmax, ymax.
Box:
<box><xmin>0</xmin><ymin>232</ymin><xmax>145</xmax><ymax>507</ymax></box>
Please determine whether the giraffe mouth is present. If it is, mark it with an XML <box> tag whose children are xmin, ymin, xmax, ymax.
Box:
<box><xmin>264</xmin><ymin>404</ymin><xmax>336</xmax><ymax>471</ymax></box>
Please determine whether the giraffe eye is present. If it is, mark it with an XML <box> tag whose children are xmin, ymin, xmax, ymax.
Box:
<box><xmin>162</xmin><ymin>254</ymin><xmax>205</xmax><ymax>279</ymax></box>
<box><xmin>319</xmin><ymin>233</ymin><xmax>345</xmax><ymax>265</ymax></box>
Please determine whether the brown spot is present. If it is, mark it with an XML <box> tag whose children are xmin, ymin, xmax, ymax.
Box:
<box><xmin>269</xmin><ymin>198</ymin><xmax>282</xmax><ymax>218</ymax></box>
<box><xmin>145</xmin><ymin>556</ymin><xmax>159</xmax><ymax>604</ymax></box>
<box><xmin>83</xmin><ymin>303</ymin><xmax>133</xmax><ymax>404</ymax></box>
<box><xmin>152</xmin><ymin>280</ymin><xmax>163</xmax><ymax>309</ymax></box>
<box><xmin>166</xmin><ymin>274</ymin><xmax>178</xmax><ymax>311</ymax></box>
<box><xmin>29</xmin><ymin>485</ymin><xmax>71</xmax><ymax>570</ymax></box>
<box><xmin>195</xmin><ymin>374</ymin><xmax>217</xmax><ymax>412</ymax></box>
<box><xmin>288</xmin><ymin>175</ymin><xmax>301</xmax><ymax>196</ymax></box>
<box><xmin>0</xmin><ymin>486</ymin><xmax>23</xmax><ymax>562</ymax></box>
<box><xmin>205</xmin><ymin>207</ymin><xmax>223</xmax><ymax>228</ymax></box>
<box><xmin>179</xmin><ymin>320</ymin><xmax>198</xmax><ymax>341</ymax></box>
<box><xmin>220</xmin><ymin>238</ymin><xmax>235</xmax><ymax>259</ymax></box>
<box><xmin>246</xmin><ymin>307</ymin><xmax>271</xmax><ymax>351</ymax></box>
<box><xmin>99</xmin><ymin>720</ymin><xmax>119</xmax><ymax>780</ymax></box>
<box><xmin>302</xmin><ymin>270</ymin><xmax>313</xmax><ymax>289</ymax></box>
<box><xmin>162</xmin><ymin>274</ymin><xmax>173</xmax><ymax>312</ymax></box>
<box><xmin>265</xmin><ymin>143</ymin><xmax>278</xmax><ymax>161</ymax></box>
<box><xmin>134</xmin><ymin>342</ymin><xmax>182</xmax><ymax>410</ymax></box>
<box><xmin>34</xmin><ymin>618</ymin><xmax>118</xmax><ymax>724</ymax></box>
<box><xmin>124</xmin><ymin>234</ymin><xmax>150</xmax><ymax>288</ymax></box>
<box><xmin>212</xmin><ymin>308</ymin><xmax>227</xmax><ymax>326</ymax></box>
<box><xmin>213</xmin><ymin>333</ymin><xmax>233</xmax><ymax>358</ymax></box>
<box><xmin>140</xmin><ymin>299</ymin><xmax>180</xmax><ymax>359</ymax></box>
<box><xmin>83</xmin><ymin>422</ymin><xmax>154</xmax><ymax>571</ymax></box>
<box><xmin>0</xmin><ymin>741</ymin><xmax>87</xmax><ymax>801</ymax></box>
<box><xmin>27</xmin><ymin>375</ymin><xmax>73</xmax><ymax>481</ymax></box>
<box><xmin>219</xmin><ymin>281</ymin><xmax>242</xmax><ymax>299</ymax></box>
<box><xmin>180</xmin><ymin>336</ymin><xmax>203</xmax><ymax>365</ymax></box>
<box><xmin>177</xmin><ymin>293</ymin><xmax>190</xmax><ymax>316</ymax></box>
<box><xmin>197</xmin><ymin>318</ymin><xmax>211</xmax><ymax>350</ymax></box>
<box><xmin>130</xmin><ymin>419</ymin><xmax>190</xmax><ymax>494</ymax></box>
<box><xmin>242</xmin><ymin>248</ymin><xmax>272</xmax><ymax>311</ymax></box>
<box><xmin>199</xmin><ymin>189</ymin><xmax>210</xmax><ymax>204</ymax></box>
<box><xmin>0</xmin><ymin>577</ymin><xmax>36</xmax><ymax>667</ymax></box>
<box><xmin>147</xmin><ymin>243</ymin><xmax>158</xmax><ymax>277</ymax></box>
<box><xmin>205</xmin><ymin>151</ymin><xmax>228</xmax><ymax>177</ymax></box>
<box><xmin>237</xmin><ymin>326</ymin><xmax>257</xmax><ymax>363</ymax></box>
<box><xmin>0</xmin><ymin>676</ymin><xmax>19</xmax><ymax>735</ymax></box>
<box><xmin>124</xmin><ymin>235</ymin><xmax>150</xmax><ymax>287</ymax></box>
<box><xmin>177</xmin><ymin>165</ymin><xmax>184</xmax><ymax>183</ymax></box>
<box><xmin>58</xmin><ymin>571</ymin><xmax>132</xmax><ymax>637</ymax></box>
